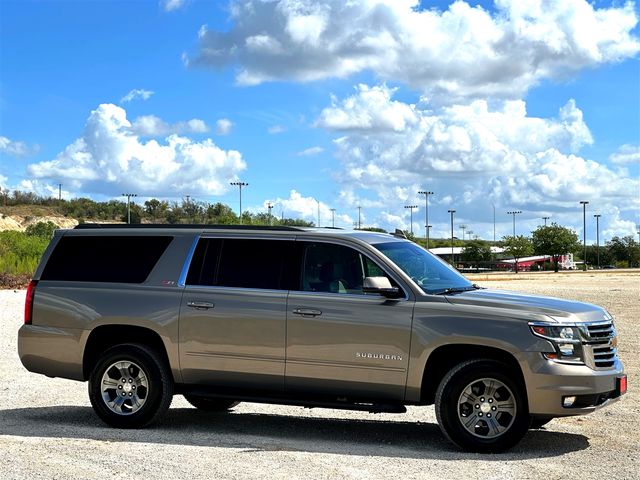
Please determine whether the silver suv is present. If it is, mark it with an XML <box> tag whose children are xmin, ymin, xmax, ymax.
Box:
<box><xmin>18</xmin><ymin>225</ymin><xmax>626</xmax><ymax>452</ymax></box>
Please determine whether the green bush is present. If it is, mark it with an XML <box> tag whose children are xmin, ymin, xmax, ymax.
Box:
<box><xmin>0</xmin><ymin>230</ymin><xmax>49</xmax><ymax>275</ymax></box>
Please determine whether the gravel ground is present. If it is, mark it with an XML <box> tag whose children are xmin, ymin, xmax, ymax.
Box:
<box><xmin>1</xmin><ymin>272</ymin><xmax>638</xmax><ymax>480</ymax></box>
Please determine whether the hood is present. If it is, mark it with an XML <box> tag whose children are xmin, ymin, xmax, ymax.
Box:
<box><xmin>444</xmin><ymin>288</ymin><xmax>610</xmax><ymax>324</ymax></box>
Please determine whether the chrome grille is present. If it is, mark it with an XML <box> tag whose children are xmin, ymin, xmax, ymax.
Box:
<box><xmin>581</xmin><ymin>321</ymin><xmax>617</xmax><ymax>370</ymax></box>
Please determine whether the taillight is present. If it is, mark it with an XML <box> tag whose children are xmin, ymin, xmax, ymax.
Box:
<box><xmin>24</xmin><ymin>280</ymin><xmax>37</xmax><ymax>325</ymax></box>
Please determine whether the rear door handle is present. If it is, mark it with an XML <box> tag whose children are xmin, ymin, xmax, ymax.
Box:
<box><xmin>187</xmin><ymin>301</ymin><xmax>215</xmax><ymax>310</ymax></box>
<box><xmin>292</xmin><ymin>308</ymin><xmax>322</xmax><ymax>317</ymax></box>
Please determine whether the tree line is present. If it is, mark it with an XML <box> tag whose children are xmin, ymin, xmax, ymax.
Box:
<box><xmin>460</xmin><ymin>223</ymin><xmax>640</xmax><ymax>272</ymax></box>
<box><xmin>0</xmin><ymin>189</ymin><xmax>313</xmax><ymax>226</ymax></box>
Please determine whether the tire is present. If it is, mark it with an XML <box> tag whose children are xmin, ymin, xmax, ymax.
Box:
<box><xmin>530</xmin><ymin>416</ymin><xmax>554</xmax><ymax>429</ymax></box>
<box><xmin>435</xmin><ymin>359</ymin><xmax>529</xmax><ymax>453</ymax></box>
<box><xmin>183</xmin><ymin>393</ymin><xmax>240</xmax><ymax>411</ymax></box>
<box><xmin>88</xmin><ymin>344</ymin><xmax>173</xmax><ymax>428</ymax></box>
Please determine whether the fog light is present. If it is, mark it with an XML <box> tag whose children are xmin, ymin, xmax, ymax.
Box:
<box><xmin>559</xmin><ymin>343</ymin><xmax>574</xmax><ymax>356</ymax></box>
<box><xmin>563</xmin><ymin>396</ymin><xmax>577</xmax><ymax>407</ymax></box>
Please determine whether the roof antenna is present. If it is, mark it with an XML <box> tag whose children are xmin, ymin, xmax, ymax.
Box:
<box><xmin>393</xmin><ymin>229</ymin><xmax>407</xmax><ymax>239</ymax></box>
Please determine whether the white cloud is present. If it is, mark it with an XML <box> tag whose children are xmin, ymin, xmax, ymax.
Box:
<box><xmin>315</xmin><ymin>84</ymin><xmax>638</xmax><ymax>239</ymax></box>
<box><xmin>0</xmin><ymin>135</ymin><xmax>39</xmax><ymax>158</ymax></box>
<box><xmin>265</xmin><ymin>190</ymin><xmax>352</xmax><ymax>227</ymax></box>
<box><xmin>131</xmin><ymin>115</ymin><xmax>209</xmax><ymax>136</ymax></box>
<box><xmin>323</xmin><ymin>84</ymin><xmax>593</xmax><ymax>183</ymax></box>
<box><xmin>297</xmin><ymin>146</ymin><xmax>324</xmax><ymax>156</ymax></box>
<box><xmin>609</xmin><ymin>144</ymin><xmax>640</xmax><ymax>165</ymax></box>
<box><xmin>120</xmin><ymin>89</ymin><xmax>154</xmax><ymax>103</ymax></box>
<box><xmin>215</xmin><ymin>118</ymin><xmax>233</xmax><ymax>135</ymax></box>
<box><xmin>161</xmin><ymin>0</ymin><xmax>186</xmax><ymax>12</ymax></box>
<box><xmin>191</xmin><ymin>0</ymin><xmax>639</xmax><ymax>101</ymax></box>
<box><xmin>316</xmin><ymin>85</ymin><xmax>418</xmax><ymax>132</ymax></box>
<box><xmin>26</xmin><ymin>103</ymin><xmax>246</xmax><ymax>197</ymax></box>
<box><xmin>268</xmin><ymin>125</ymin><xmax>286</xmax><ymax>134</ymax></box>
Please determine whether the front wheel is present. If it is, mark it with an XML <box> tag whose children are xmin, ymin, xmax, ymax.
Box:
<box><xmin>88</xmin><ymin>344</ymin><xmax>173</xmax><ymax>428</ymax></box>
<box><xmin>435</xmin><ymin>359</ymin><xmax>529</xmax><ymax>453</ymax></box>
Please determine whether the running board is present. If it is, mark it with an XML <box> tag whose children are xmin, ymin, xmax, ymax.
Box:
<box><xmin>182</xmin><ymin>388</ymin><xmax>407</xmax><ymax>414</ymax></box>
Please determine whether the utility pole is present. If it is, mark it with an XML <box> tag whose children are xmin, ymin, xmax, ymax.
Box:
<box><xmin>230</xmin><ymin>181</ymin><xmax>248</xmax><ymax>224</ymax></box>
<box><xmin>580</xmin><ymin>201</ymin><xmax>589</xmax><ymax>271</ymax></box>
<box><xmin>121</xmin><ymin>193</ymin><xmax>137</xmax><ymax>224</ymax></box>
<box><xmin>404</xmin><ymin>205</ymin><xmax>417</xmax><ymax>235</ymax></box>
<box><xmin>507</xmin><ymin>210</ymin><xmax>522</xmax><ymax>237</ymax></box>
<box><xmin>448</xmin><ymin>209</ymin><xmax>456</xmax><ymax>265</ymax></box>
<box><xmin>58</xmin><ymin>183</ymin><xmax>62</xmax><ymax>201</ymax></box>
<box><xmin>267</xmin><ymin>203</ymin><xmax>273</xmax><ymax>226</ymax></box>
<box><xmin>594</xmin><ymin>214</ymin><xmax>601</xmax><ymax>269</ymax></box>
<box><xmin>357</xmin><ymin>206</ymin><xmax>362</xmax><ymax>229</ymax></box>
<box><xmin>330</xmin><ymin>208</ymin><xmax>336</xmax><ymax>228</ymax></box>
<box><xmin>418</xmin><ymin>190</ymin><xmax>434</xmax><ymax>248</ymax></box>
<box><xmin>542</xmin><ymin>216</ymin><xmax>550</xmax><ymax>226</ymax></box>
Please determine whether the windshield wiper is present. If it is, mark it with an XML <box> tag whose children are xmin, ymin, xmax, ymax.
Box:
<box><xmin>433</xmin><ymin>284</ymin><xmax>482</xmax><ymax>295</ymax></box>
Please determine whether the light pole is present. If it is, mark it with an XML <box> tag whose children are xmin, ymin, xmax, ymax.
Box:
<box><xmin>467</xmin><ymin>230</ymin><xmax>474</xmax><ymax>240</ymax></box>
<box><xmin>404</xmin><ymin>205</ymin><xmax>417</xmax><ymax>235</ymax></box>
<box><xmin>448</xmin><ymin>209</ymin><xmax>456</xmax><ymax>264</ymax></box>
<box><xmin>58</xmin><ymin>183</ymin><xmax>62</xmax><ymax>201</ymax></box>
<box><xmin>419</xmin><ymin>190</ymin><xmax>434</xmax><ymax>248</ymax></box>
<box><xmin>316</xmin><ymin>199</ymin><xmax>321</xmax><ymax>227</ymax></box>
<box><xmin>230</xmin><ymin>181</ymin><xmax>248</xmax><ymax>224</ymax></box>
<box><xmin>426</xmin><ymin>225</ymin><xmax>432</xmax><ymax>249</ymax></box>
<box><xmin>580</xmin><ymin>201</ymin><xmax>589</xmax><ymax>271</ymax></box>
<box><xmin>121</xmin><ymin>193</ymin><xmax>137</xmax><ymax>224</ymax></box>
<box><xmin>460</xmin><ymin>224</ymin><xmax>467</xmax><ymax>241</ymax></box>
<box><xmin>267</xmin><ymin>203</ymin><xmax>273</xmax><ymax>226</ymax></box>
<box><xmin>330</xmin><ymin>208</ymin><xmax>336</xmax><ymax>228</ymax></box>
<box><xmin>594</xmin><ymin>214</ymin><xmax>601</xmax><ymax>269</ymax></box>
<box><xmin>542</xmin><ymin>216</ymin><xmax>550</xmax><ymax>226</ymax></box>
<box><xmin>357</xmin><ymin>206</ymin><xmax>362</xmax><ymax>229</ymax></box>
<box><xmin>507</xmin><ymin>210</ymin><xmax>522</xmax><ymax>237</ymax></box>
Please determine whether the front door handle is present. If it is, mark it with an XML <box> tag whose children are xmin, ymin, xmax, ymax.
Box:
<box><xmin>187</xmin><ymin>301</ymin><xmax>215</xmax><ymax>310</ymax></box>
<box><xmin>292</xmin><ymin>308</ymin><xmax>322</xmax><ymax>317</ymax></box>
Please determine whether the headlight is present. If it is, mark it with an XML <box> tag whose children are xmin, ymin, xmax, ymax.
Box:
<box><xmin>529</xmin><ymin>323</ymin><xmax>584</xmax><ymax>364</ymax></box>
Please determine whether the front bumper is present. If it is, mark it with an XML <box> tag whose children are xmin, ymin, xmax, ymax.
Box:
<box><xmin>522</xmin><ymin>352</ymin><xmax>625</xmax><ymax>416</ymax></box>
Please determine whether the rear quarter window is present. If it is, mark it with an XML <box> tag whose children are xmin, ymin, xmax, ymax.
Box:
<box><xmin>41</xmin><ymin>235</ymin><xmax>173</xmax><ymax>283</ymax></box>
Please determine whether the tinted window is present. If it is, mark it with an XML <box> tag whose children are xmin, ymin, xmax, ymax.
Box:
<box><xmin>186</xmin><ymin>238</ymin><xmax>293</xmax><ymax>290</ymax></box>
<box><xmin>41</xmin><ymin>235</ymin><xmax>172</xmax><ymax>283</ymax></box>
<box><xmin>301</xmin><ymin>242</ymin><xmax>394</xmax><ymax>295</ymax></box>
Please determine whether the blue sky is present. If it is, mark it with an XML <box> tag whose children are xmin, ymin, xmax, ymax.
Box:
<box><xmin>1</xmin><ymin>0</ymin><xmax>638</xmax><ymax>242</ymax></box>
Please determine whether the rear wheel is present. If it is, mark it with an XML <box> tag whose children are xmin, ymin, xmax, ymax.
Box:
<box><xmin>435</xmin><ymin>359</ymin><xmax>529</xmax><ymax>453</ymax></box>
<box><xmin>88</xmin><ymin>344</ymin><xmax>173</xmax><ymax>428</ymax></box>
<box><xmin>183</xmin><ymin>393</ymin><xmax>239</xmax><ymax>411</ymax></box>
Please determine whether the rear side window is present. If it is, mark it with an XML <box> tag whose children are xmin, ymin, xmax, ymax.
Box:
<box><xmin>41</xmin><ymin>235</ymin><xmax>172</xmax><ymax>283</ymax></box>
<box><xmin>186</xmin><ymin>238</ymin><xmax>295</xmax><ymax>290</ymax></box>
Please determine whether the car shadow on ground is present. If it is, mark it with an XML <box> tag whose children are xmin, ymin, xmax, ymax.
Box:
<box><xmin>0</xmin><ymin>406</ymin><xmax>589</xmax><ymax>460</ymax></box>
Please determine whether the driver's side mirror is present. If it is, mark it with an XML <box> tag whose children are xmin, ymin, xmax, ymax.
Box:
<box><xmin>363</xmin><ymin>276</ymin><xmax>402</xmax><ymax>298</ymax></box>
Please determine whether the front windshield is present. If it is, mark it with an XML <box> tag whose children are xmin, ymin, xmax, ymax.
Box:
<box><xmin>373</xmin><ymin>241</ymin><xmax>473</xmax><ymax>295</ymax></box>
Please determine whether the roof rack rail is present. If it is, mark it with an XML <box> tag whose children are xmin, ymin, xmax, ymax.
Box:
<box><xmin>74</xmin><ymin>223</ymin><xmax>306</xmax><ymax>231</ymax></box>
